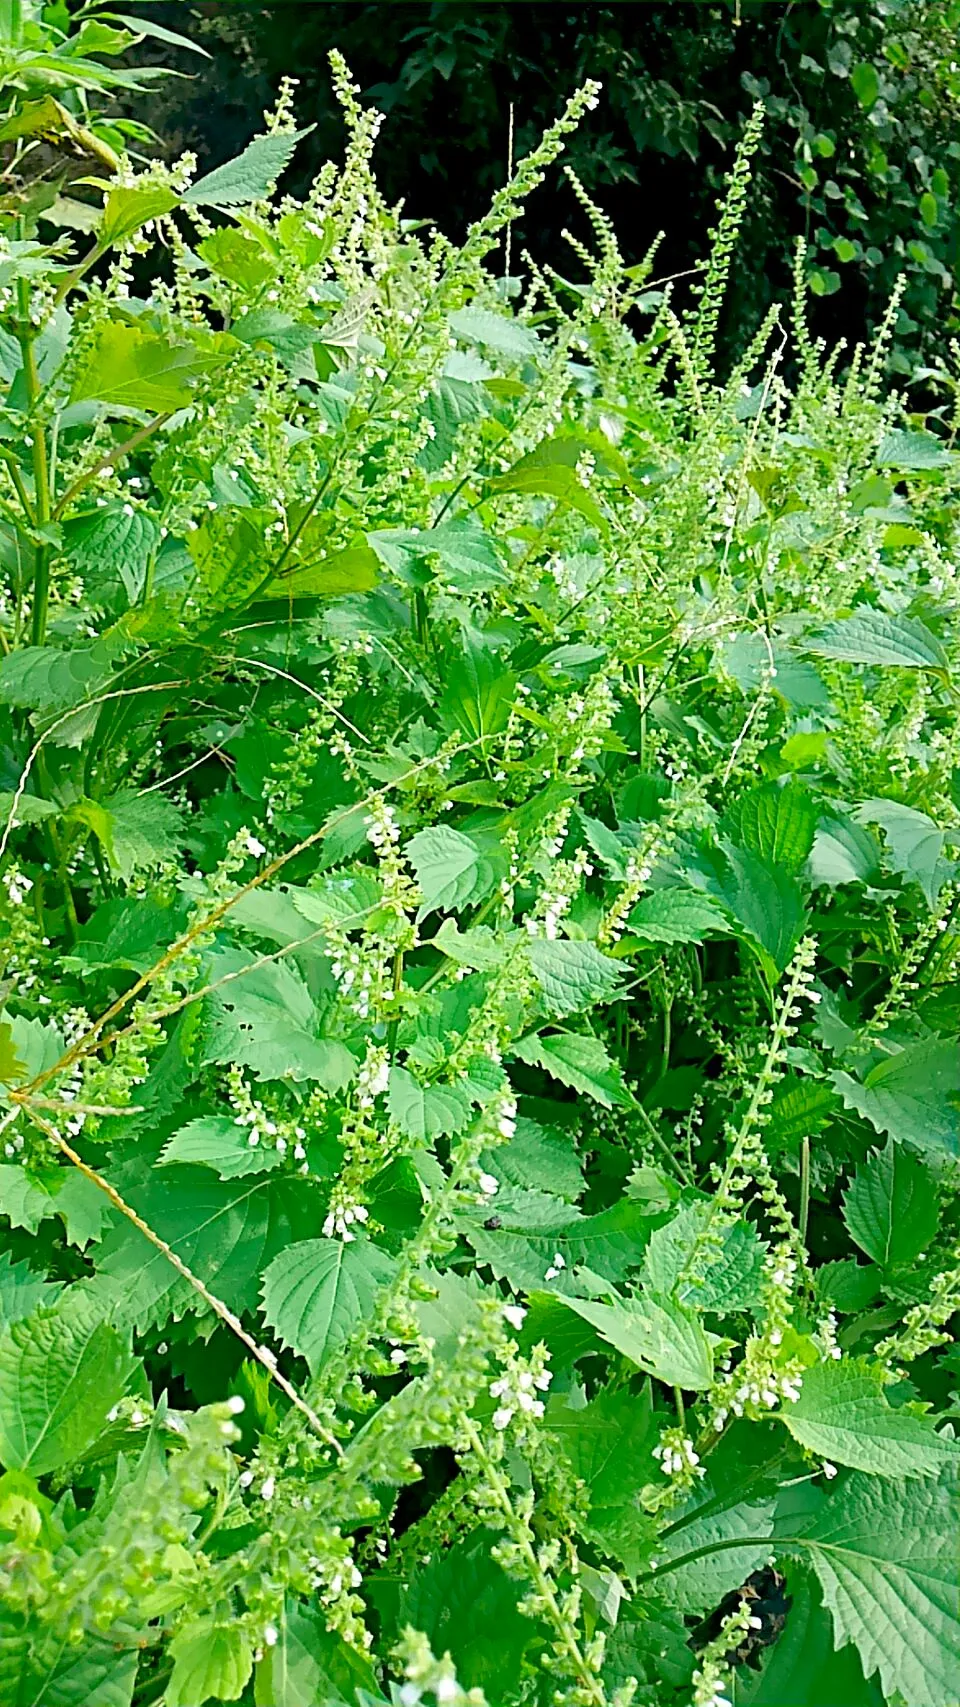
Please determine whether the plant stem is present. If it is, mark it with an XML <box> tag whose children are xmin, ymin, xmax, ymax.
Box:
<box><xmin>799</xmin><ymin>1132</ymin><xmax>811</xmax><ymax>1245</ymax></box>
<box><xmin>15</xmin><ymin>277</ymin><xmax>53</xmax><ymax>646</ymax></box>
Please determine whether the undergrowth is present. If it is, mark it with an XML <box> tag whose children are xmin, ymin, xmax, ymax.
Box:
<box><xmin>0</xmin><ymin>9</ymin><xmax>958</xmax><ymax>1707</ymax></box>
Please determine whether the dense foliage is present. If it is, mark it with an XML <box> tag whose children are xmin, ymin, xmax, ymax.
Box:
<box><xmin>125</xmin><ymin>0</ymin><xmax>960</xmax><ymax>374</ymax></box>
<box><xmin>0</xmin><ymin>8</ymin><xmax>959</xmax><ymax>1707</ymax></box>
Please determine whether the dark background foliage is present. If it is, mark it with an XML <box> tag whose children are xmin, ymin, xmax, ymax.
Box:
<box><xmin>121</xmin><ymin>0</ymin><xmax>960</xmax><ymax>374</ymax></box>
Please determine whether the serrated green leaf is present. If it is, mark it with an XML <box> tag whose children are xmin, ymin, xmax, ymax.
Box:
<box><xmin>0</xmin><ymin>1292</ymin><xmax>136</xmax><ymax>1474</ymax></box>
<box><xmin>843</xmin><ymin>1140</ymin><xmax>939</xmax><ymax>1269</ymax></box>
<box><xmin>853</xmin><ymin>798</ymin><xmax>952</xmax><ymax>903</ymax></box>
<box><xmin>157</xmin><ymin>1116</ymin><xmax>283</xmax><ymax>1179</ymax></box>
<box><xmin>183</xmin><ymin>127</ymin><xmax>311</xmax><ymax>207</ymax></box>
<box><xmin>876</xmin><ymin>428</ymin><xmax>952</xmax><ymax>470</ymax></box>
<box><xmin>260</xmin><ymin>1237</ymin><xmax>397</xmax><ymax>1375</ymax></box>
<box><xmin>734</xmin><ymin>1568</ymin><xmax>884</xmax><ymax>1706</ymax></box>
<box><xmin>511</xmin><ymin>1029</ymin><xmax>630</xmax><ymax>1107</ymax></box>
<box><xmin>724</xmin><ymin>780</ymin><xmax>818</xmax><ymax>875</ymax></box>
<box><xmin>449</xmin><ymin>306</ymin><xmax>541</xmax><ymax>360</ymax></box>
<box><xmin>401</xmin><ymin>1531</ymin><xmax>538</xmax><ymax>1694</ymax></box>
<box><xmin>0</xmin><ymin>1250</ymin><xmax>62</xmax><ymax>1325</ymax></box>
<box><xmin>794</xmin><ymin>1467</ymin><xmax>960</xmax><ymax>1707</ymax></box>
<box><xmin>810</xmin><ymin>609</ymin><xmax>948</xmax><ymax>669</ymax></box>
<box><xmin>70</xmin><ymin>322</ymin><xmax>233</xmax><ymax>411</ymax></box>
<box><xmin>831</xmin><ymin>1037</ymin><xmax>960</xmax><ymax>1159</ymax></box>
<box><xmin>784</xmin><ymin>1356</ymin><xmax>960</xmax><ymax>1476</ymax></box>
<box><xmin>406</xmin><ymin>824</ymin><xmax>493</xmax><ymax>918</ymax></box>
<box><xmin>558</xmin><ymin>1292</ymin><xmax>714</xmax><ymax>1389</ymax></box>
<box><xmin>387</xmin><ymin>1066</ymin><xmax>472</xmax><ymax>1141</ymax></box>
<box><xmin>167</xmin><ymin>1621</ymin><xmax>253</xmax><ymax>1707</ymax></box>
<box><xmin>657</xmin><ymin>1481</ymin><xmax>776</xmax><ymax>1614</ymax></box>
<box><xmin>628</xmin><ymin>886</ymin><xmax>731</xmax><ymax>945</ymax></box>
<box><xmin>254</xmin><ymin>1601</ymin><xmax>377</xmax><ymax>1707</ymax></box>
<box><xmin>95</xmin><ymin>1170</ymin><xmax>317</xmax><ymax>1330</ymax></box>
<box><xmin>201</xmin><ymin>947</ymin><xmax>356</xmax><ymax>1087</ymax></box>
<box><xmin>527</xmin><ymin>937</ymin><xmax>623</xmax><ymax>1017</ymax></box>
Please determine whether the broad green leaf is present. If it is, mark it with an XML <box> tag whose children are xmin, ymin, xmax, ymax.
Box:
<box><xmin>100</xmin><ymin>181</ymin><xmax>178</xmax><ymax>245</ymax></box>
<box><xmin>265</xmin><ymin>536</ymin><xmax>379</xmax><ymax>600</ymax></box>
<box><xmin>406</xmin><ymin>824</ymin><xmax>493</xmax><ymax>917</ymax></box>
<box><xmin>526</xmin><ymin>937</ymin><xmax>623</xmax><ymax>1016</ymax></box>
<box><xmin>467</xmin><ymin>1200</ymin><xmax>654</xmax><ymax>1291</ymax></box>
<box><xmin>641</xmin><ymin>1203</ymin><xmax>766</xmax><ymax>1312</ymax></box>
<box><xmin>794</xmin><ymin>1467</ymin><xmax>960</xmax><ymax>1707</ymax></box>
<box><xmin>488</xmin><ymin>458</ymin><xmax>605</xmax><ymax>528</ymax></box>
<box><xmin>432</xmin><ymin>917</ymin><xmax>506</xmax><ymax>971</ymax></box>
<box><xmin>853</xmin><ymin>798</ymin><xmax>952</xmax><ymax>903</ymax></box>
<box><xmin>734</xmin><ymin>1569</ymin><xmax>884</xmax><ymax>1706</ymax></box>
<box><xmin>0</xmin><ymin>1165</ymin><xmax>105</xmax><ymax>1248</ymax></box>
<box><xmin>449</xmin><ymin>306</ymin><xmax>541</xmax><ymax>360</ymax></box>
<box><xmin>72</xmin><ymin>787</ymin><xmax>184</xmax><ymax>881</ymax></box>
<box><xmin>628</xmin><ymin>887</ymin><xmax>731</xmax><ymax>945</ymax></box>
<box><xmin>198</xmin><ymin>225</ymin><xmax>277</xmax><ymax>289</ymax></box>
<box><xmin>202</xmin><ymin>947</ymin><xmax>356</xmax><ymax>1087</ymax></box>
<box><xmin>369</xmin><ymin>518</ymin><xmax>505</xmax><ymax>592</ymax></box>
<box><xmin>765</xmin><ymin>1076</ymin><xmax>840</xmax><ymax>1158</ymax></box>
<box><xmin>850</xmin><ymin>61</ymin><xmax>880</xmax><ymax>108</ymax></box>
<box><xmin>0</xmin><ymin>1250</ymin><xmax>62</xmax><ymax>1325</ymax></box>
<box><xmin>183</xmin><ymin>127</ymin><xmax>311</xmax><ymax>207</ymax></box>
<box><xmin>0</xmin><ymin>636</ymin><xmax>125</xmax><ymax>720</ymax></box>
<box><xmin>694</xmin><ymin>840</ymin><xmax>807</xmax><ymax>982</ymax></box>
<box><xmin>260</xmin><ymin>1236</ymin><xmax>397</xmax><ymax>1375</ymax></box>
<box><xmin>656</xmin><ymin>1482</ymin><xmax>776</xmax><ymax>1614</ymax></box>
<box><xmin>558</xmin><ymin>1292</ymin><xmax>714</xmax><ymax>1389</ymax></box>
<box><xmin>167</xmin><ymin>1621</ymin><xmax>253</xmax><ymax>1707</ymax></box>
<box><xmin>95</xmin><ymin>1170</ymin><xmax>317</xmax><ymax>1330</ymax></box>
<box><xmin>438</xmin><ymin>645</ymin><xmax>516</xmax><ymax>743</ymax></box>
<box><xmin>0</xmin><ymin>1293</ymin><xmax>136</xmax><ymax>1474</ymax></box>
<box><xmin>843</xmin><ymin>1140</ymin><xmax>939</xmax><ymax>1269</ymax></box>
<box><xmin>807</xmin><ymin>813</ymin><xmax>881</xmax><ymax>887</ymax></box>
<box><xmin>724</xmin><ymin>780</ymin><xmax>818</xmax><ymax>875</ymax></box>
<box><xmin>64</xmin><ymin>503</ymin><xmax>160</xmax><ymax>603</ymax></box>
<box><xmin>8</xmin><ymin>1637</ymin><xmax>139</xmax><ymax>1707</ymax></box>
<box><xmin>546</xmin><ymin>1384</ymin><xmax>659</xmax><ymax>1572</ymax></box>
<box><xmin>784</xmin><ymin>1356</ymin><xmax>960</xmax><ymax>1476</ymax></box>
<box><xmin>810</xmin><ymin>609</ymin><xmax>948</xmax><ymax>670</ymax></box>
<box><xmin>387</xmin><ymin>1066</ymin><xmax>472</xmax><ymax>1141</ymax></box>
<box><xmin>254</xmin><ymin>1602</ymin><xmax>377</xmax><ymax>1707</ymax></box>
<box><xmin>512</xmin><ymin>1029</ymin><xmax>630</xmax><ymax>1108</ymax></box>
<box><xmin>158</xmin><ymin>1116</ymin><xmax>284</xmax><ymax>1179</ymax></box>
<box><xmin>831</xmin><ymin>1036</ymin><xmax>960</xmax><ymax>1159</ymax></box>
<box><xmin>483</xmin><ymin>1117</ymin><xmax>583</xmax><ymax>1202</ymax></box>
<box><xmin>401</xmin><ymin>1532</ymin><xmax>538</xmax><ymax>1694</ymax></box>
<box><xmin>63</xmin><ymin>895</ymin><xmax>183</xmax><ymax>975</ymax></box>
<box><xmin>186</xmin><ymin>507</ymin><xmax>272</xmax><ymax>608</ymax></box>
<box><xmin>876</xmin><ymin>428</ymin><xmax>952</xmax><ymax>470</ymax></box>
<box><xmin>70</xmin><ymin>322</ymin><xmax>233</xmax><ymax>411</ymax></box>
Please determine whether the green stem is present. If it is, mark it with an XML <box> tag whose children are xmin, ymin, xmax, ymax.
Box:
<box><xmin>799</xmin><ymin>1132</ymin><xmax>811</xmax><ymax>1246</ymax></box>
<box><xmin>15</xmin><ymin>276</ymin><xmax>52</xmax><ymax>646</ymax></box>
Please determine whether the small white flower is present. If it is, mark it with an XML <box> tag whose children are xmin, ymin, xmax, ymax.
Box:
<box><xmin>479</xmin><ymin>1172</ymin><xmax>499</xmax><ymax>1196</ymax></box>
<box><xmin>264</xmin><ymin>1624</ymin><xmax>279</xmax><ymax>1647</ymax></box>
<box><xmin>503</xmin><ymin>1304</ymin><xmax>526</xmax><ymax>1331</ymax></box>
<box><xmin>261</xmin><ymin>1475</ymin><xmax>275</xmax><ymax>1501</ymax></box>
<box><xmin>492</xmin><ymin>1406</ymin><xmax>514</xmax><ymax>1430</ymax></box>
<box><xmin>822</xmin><ymin>1461</ymin><xmax>838</xmax><ymax>1480</ymax></box>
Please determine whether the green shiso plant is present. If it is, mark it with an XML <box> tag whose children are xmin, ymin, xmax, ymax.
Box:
<box><xmin>0</xmin><ymin>8</ymin><xmax>958</xmax><ymax>1707</ymax></box>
